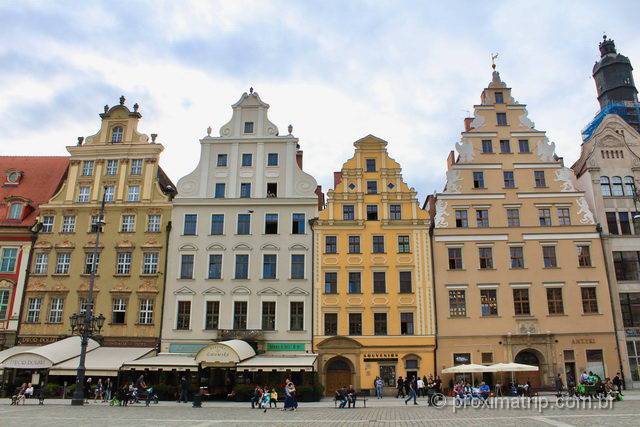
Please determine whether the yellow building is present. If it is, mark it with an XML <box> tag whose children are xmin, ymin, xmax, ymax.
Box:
<box><xmin>18</xmin><ymin>97</ymin><xmax>175</xmax><ymax>348</ymax></box>
<box><xmin>312</xmin><ymin>135</ymin><xmax>434</xmax><ymax>395</ymax></box>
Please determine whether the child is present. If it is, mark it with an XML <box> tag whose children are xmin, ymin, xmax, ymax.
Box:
<box><xmin>262</xmin><ymin>388</ymin><xmax>271</xmax><ymax>412</ymax></box>
<box><xmin>270</xmin><ymin>388</ymin><xmax>278</xmax><ymax>408</ymax></box>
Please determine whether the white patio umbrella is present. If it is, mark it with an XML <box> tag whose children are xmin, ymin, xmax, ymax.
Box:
<box><xmin>441</xmin><ymin>364</ymin><xmax>491</xmax><ymax>373</ymax></box>
<box><xmin>487</xmin><ymin>363</ymin><xmax>539</xmax><ymax>372</ymax></box>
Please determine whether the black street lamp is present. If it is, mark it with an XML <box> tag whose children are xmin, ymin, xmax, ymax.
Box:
<box><xmin>70</xmin><ymin>185</ymin><xmax>107</xmax><ymax>406</ymax></box>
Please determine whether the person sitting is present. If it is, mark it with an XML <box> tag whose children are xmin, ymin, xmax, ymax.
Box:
<box><xmin>453</xmin><ymin>381</ymin><xmax>465</xmax><ymax>403</ymax></box>
<box><xmin>335</xmin><ymin>386</ymin><xmax>348</xmax><ymax>409</ymax></box>
<box><xmin>478</xmin><ymin>382</ymin><xmax>490</xmax><ymax>401</ymax></box>
<box><xmin>346</xmin><ymin>385</ymin><xmax>357</xmax><ymax>408</ymax></box>
<box><xmin>463</xmin><ymin>382</ymin><xmax>473</xmax><ymax>402</ymax></box>
<box><xmin>269</xmin><ymin>388</ymin><xmax>278</xmax><ymax>408</ymax></box>
<box><xmin>580</xmin><ymin>371</ymin><xmax>589</xmax><ymax>385</ymax></box>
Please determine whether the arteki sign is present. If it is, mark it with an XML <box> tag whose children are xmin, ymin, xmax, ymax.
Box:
<box><xmin>2</xmin><ymin>354</ymin><xmax>51</xmax><ymax>369</ymax></box>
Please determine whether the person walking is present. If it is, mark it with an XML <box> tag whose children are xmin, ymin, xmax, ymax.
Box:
<box><xmin>613</xmin><ymin>373</ymin><xmax>624</xmax><ymax>396</ymax></box>
<box><xmin>416</xmin><ymin>377</ymin><xmax>425</xmax><ymax>398</ymax></box>
<box><xmin>84</xmin><ymin>377</ymin><xmax>92</xmax><ymax>403</ymax></box>
<box><xmin>104</xmin><ymin>378</ymin><xmax>112</xmax><ymax>402</ymax></box>
<box><xmin>555</xmin><ymin>373</ymin><xmax>564</xmax><ymax>397</ymax></box>
<box><xmin>396</xmin><ymin>376</ymin><xmax>405</xmax><ymax>398</ymax></box>
<box><xmin>252</xmin><ymin>385</ymin><xmax>262</xmax><ymax>409</ymax></box>
<box><xmin>404</xmin><ymin>378</ymin><xmax>418</xmax><ymax>405</ymax></box>
<box><xmin>375</xmin><ymin>377</ymin><xmax>383</xmax><ymax>399</ymax></box>
<box><xmin>179</xmin><ymin>376</ymin><xmax>189</xmax><ymax>403</ymax></box>
<box><xmin>94</xmin><ymin>379</ymin><xmax>103</xmax><ymax>403</ymax></box>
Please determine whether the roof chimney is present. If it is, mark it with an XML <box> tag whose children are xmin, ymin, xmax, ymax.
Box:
<box><xmin>296</xmin><ymin>150</ymin><xmax>303</xmax><ymax>170</ymax></box>
<box><xmin>333</xmin><ymin>171</ymin><xmax>343</xmax><ymax>188</ymax></box>
<box><xmin>464</xmin><ymin>117</ymin><xmax>474</xmax><ymax>132</ymax></box>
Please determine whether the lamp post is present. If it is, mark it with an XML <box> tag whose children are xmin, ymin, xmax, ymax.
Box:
<box><xmin>70</xmin><ymin>185</ymin><xmax>107</xmax><ymax>406</ymax></box>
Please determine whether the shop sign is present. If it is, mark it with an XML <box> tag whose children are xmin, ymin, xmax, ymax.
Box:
<box><xmin>196</xmin><ymin>343</ymin><xmax>239</xmax><ymax>365</ymax></box>
<box><xmin>363</xmin><ymin>352</ymin><xmax>398</xmax><ymax>362</ymax></box>
<box><xmin>625</xmin><ymin>328</ymin><xmax>640</xmax><ymax>338</ymax></box>
<box><xmin>266</xmin><ymin>343</ymin><xmax>306</xmax><ymax>351</ymax></box>
<box><xmin>571</xmin><ymin>338</ymin><xmax>596</xmax><ymax>344</ymax></box>
<box><xmin>3</xmin><ymin>354</ymin><xmax>51</xmax><ymax>369</ymax></box>
<box><xmin>169</xmin><ymin>343</ymin><xmax>207</xmax><ymax>354</ymax></box>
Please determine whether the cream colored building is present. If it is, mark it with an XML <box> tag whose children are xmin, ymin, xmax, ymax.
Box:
<box><xmin>429</xmin><ymin>70</ymin><xmax>619</xmax><ymax>389</ymax></box>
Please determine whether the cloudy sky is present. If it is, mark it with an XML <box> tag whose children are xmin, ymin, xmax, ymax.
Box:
<box><xmin>1</xmin><ymin>0</ymin><xmax>640</xmax><ymax>199</ymax></box>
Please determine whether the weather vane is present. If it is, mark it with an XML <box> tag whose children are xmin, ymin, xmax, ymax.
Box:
<box><xmin>491</xmin><ymin>53</ymin><xmax>499</xmax><ymax>70</ymax></box>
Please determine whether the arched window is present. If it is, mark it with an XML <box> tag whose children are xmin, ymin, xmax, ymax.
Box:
<box><xmin>600</xmin><ymin>176</ymin><xmax>611</xmax><ymax>196</ymax></box>
<box><xmin>612</xmin><ymin>176</ymin><xmax>624</xmax><ymax>196</ymax></box>
<box><xmin>111</xmin><ymin>126</ymin><xmax>124</xmax><ymax>143</ymax></box>
<box><xmin>624</xmin><ymin>176</ymin><xmax>636</xmax><ymax>196</ymax></box>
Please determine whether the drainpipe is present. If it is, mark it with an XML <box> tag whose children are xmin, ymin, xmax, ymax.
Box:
<box><xmin>429</xmin><ymin>225</ymin><xmax>438</xmax><ymax>378</ymax></box>
<box><xmin>309</xmin><ymin>218</ymin><xmax>317</xmax><ymax>354</ymax></box>
<box><xmin>15</xmin><ymin>222</ymin><xmax>42</xmax><ymax>345</ymax></box>
<box><xmin>157</xmin><ymin>220</ymin><xmax>172</xmax><ymax>352</ymax></box>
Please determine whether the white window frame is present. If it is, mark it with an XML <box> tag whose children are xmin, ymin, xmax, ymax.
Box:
<box><xmin>288</xmin><ymin>297</ymin><xmax>305</xmax><ymax>331</ymax></box>
<box><xmin>290</xmin><ymin>253</ymin><xmax>305</xmax><ymax>279</ymax></box>
<box><xmin>260</xmin><ymin>297</ymin><xmax>277</xmax><ymax>331</ymax></box>
<box><xmin>262</xmin><ymin>253</ymin><xmax>278</xmax><ymax>280</ymax></box>
<box><xmin>84</xmin><ymin>252</ymin><xmax>100</xmax><ymax>275</ymax></box>
<box><xmin>175</xmin><ymin>297</ymin><xmax>192</xmax><ymax>330</ymax></box>
<box><xmin>8</xmin><ymin>203</ymin><xmax>23</xmax><ymax>219</ymax></box>
<box><xmin>41</xmin><ymin>216</ymin><xmax>54</xmax><ymax>233</ymax></box>
<box><xmin>207</xmin><ymin>253</ymin><xmax>223</xmax><ymax>279</ymax></box>
<box><xmin>61</xmin><ymin>215</ymin><xmax>75</xmax><ymax>233</ymax></box>
<box><xmin>131</xmin><ymin>159</ymin><xmax>143</xmax><ymax>175</ymax></box>
<box><xmin>139</xmin><ymin>298</ymin><xmax>154</xmax><ymax>325</ymax></box>
<box><xmin>78</xmin><ymin>186</ymin><xmax>90</xmax><ymax>203</ymax></box>
<box><xmin>121</xmin><ymin>214</ymin><xmax>136</xmax><ymax>232</ymax></box>
<box><xmin>210</xmin><ymin>213</ymin><xmax>225</xmax><ymax>235</ymax></box>
<box><xmin>0</xmin><ymin>289</ymin><xmax>10</xmax><ymax>320</ymax></box>
<box><xmin>234</xmin><ymin>253</ymin><xmax>250</xmax><ymax>279</ymax></box>
<box><xmin>26</xmin><ymin>297</ymin><xmax>42</xmax><ymax>323</ymax></box>
<box><xmin>142</xmin><ymin>252</ymin><xmax>159</xmax><ymax>274</ymax></box>
<box><xmin>81</xmin><ymin>160</ymin><xmax>94</xmax><ymax>176</ymax></box>
<box><xmin>112</xmin><ymin>298</ymin><xmax>127</xmax><ymax>324</ymax></box>
<box><xmin>48</xmin><ymin>297</ymin><xmax>64</xmax><ymax>323</ymax></box>
<box><xmin>106</xmin><ymin>159</ymin><xmax>119</xmax><ymax>175</ymax></box>
<box><xmin>203</xmin><ymin>297</ymin><xmax>222</xmax><ymax>330</ymax></box>
<box><xmin>104</xmin><ymin>186</ymin><xmax>115</xmax><ymax>202</ymax></box>
<box><xmin>116</xmin><ymin>252</ymin><xmax>132</xmax><ymax>275</ymax></box>
<box><xmin>55</xmin><ymin>252</ymin><xmax>71</xmax><ymax>274</ymax></box>
<box><xmin>111</xmin><ymin>126</ymin><xmax>124</xmax><ymax>143</ymax></box>
<box><xmin>127</xmin><ymin>185</ymin><xmax>140</xmax><ymax>202</ymax></box>
<box><xmin>0</xmin><ymin>248</ymin><xmax>18</xmax><ymax>273</ymax></box>
<box><xmin>33</xmin><ymin>252</ymin><xmax>48</xmax><ymax>274</ymax></box>
<box><xmin>147</xmin><ymin>214</ymin><xmax>161</xmax><ymax>233</ymax></box>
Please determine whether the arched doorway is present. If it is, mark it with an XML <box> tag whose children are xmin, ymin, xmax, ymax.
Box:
<box><xmin>325</xmin><ymin>358</ymin><xmax>352</xmax><ymax>396</ymax></box>
<box><xmin>514</xmin><ymin>350</ymin><xmax>542</xmax><ymax>387</ymax></box>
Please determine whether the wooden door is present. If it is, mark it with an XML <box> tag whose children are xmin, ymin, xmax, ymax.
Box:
<box><xmin>326</xmin><ymin>370</ymin><xmax>351</xmax><ymax>396</ymax></box>
<box><xmin>515</xmin><ymin>371</ymin><xmax>541</xmax><ymax>388</ymax></box>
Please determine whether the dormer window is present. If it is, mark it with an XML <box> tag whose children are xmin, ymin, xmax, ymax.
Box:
<box><xmin>111</xmin><ymin>126</ymin><xmax>124</xmax><ymax>143</ymax></box>
<box><xmin>8</xmin><ymin>203</ymin><xmax>23</xmax><ymax>220</ymax></box>
<box><xmin>5</xmin><ymin>170</ymin><xmax>22</xmax><ymax>185</ymax></box>
<box><xmin>243</xmin><ymin>122</ymin><xmax>254</xmax><ymax>134</ymax></box>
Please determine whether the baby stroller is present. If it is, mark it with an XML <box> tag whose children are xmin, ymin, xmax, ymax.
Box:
<box><xmin>144</xmin><ymin>387</ymin><xmax>159</xmax><ymax>406</ymax></box>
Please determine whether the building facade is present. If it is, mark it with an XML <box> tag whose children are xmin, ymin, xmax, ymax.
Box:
<box><xmin>18</xmin><ymin>98</ymin><xmax>175</xmax><ymax>348</ymax></box>
<box><xmin>573</xmin><ymin>36</ymin><xmax>640</xmax><ymax>388</ymax></box>
<box><xmin>160</xmin><ymin>90</ymin><xmax>320</xmax><ymax>387</ymax></box>
<box><xmin>430</xmin><ymin>70</ymin><xmax>619</xmax><ymax>389</ymax></box>
<box><xmin>313</xmin><ymin>135</ymin><xmax>434</xmax><ymax>395</ymax></box>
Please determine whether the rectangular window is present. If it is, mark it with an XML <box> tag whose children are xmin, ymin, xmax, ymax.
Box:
<box><xmin>0</xmin><ymin>248</ymin><xmax>18</xmax><ymax>273</ymax></box>
<box><xmin>519</xmin><ymin>139</ymin><xmax>530</xmax><ymax>153</ymax></box>
<box><xmin>400</xmin><ymin>312</ymin><xmax>414</xmax><ymax>335</ymax></box>
<box><xmin>42</xmin><ymin>216</ymin><xmax>54</xmax><ymax>233</ymax></box>
<box><xmin>235</xmin><ymin>254</ymin><xmax>249</xmax><ymax>279</ymax></box>
<box><xmin>211</xmin><ymin>214</ymin><xmax>224</xmax><ymax>235</ymax></box>
<box><xmin>619</xmin><ymin>212</ymin><xmax>631</xmax><ymax>234</ymax></box>
<box><xmin>607</xmin><ymin>212</ymin><xmax>619</xmax><ymax>235</ymax></box>
<box><xmin>234</xmin><ymin>301</ymin><xmax>248</xmax><ymax>329</ymax></box>
<box><xmin>372</xmin><ymin>235</ymin><xmax>385</xmax><ymax>253</ymax></box>
<box><xmin>265</xmin><ymin>214</ymin><xmax>278</xmax><ymax>234</ymax></box>
<box><xmin>241</xmin><ymin>153</ymin><xmax>252</xmax><ymax>166</ymax></box>
<box><xmin>399</xmin><ymin>271</ymin><xmax>412</xmax><ymax>293</ymax></box>
<box><xmin>503</xmin><ymin>171</ymin><xmax>515</xmax><ymax>188</ymax></box>
<box><xmin>81</xmin><ymin>160</ymin><xmax>94</xmax><ymax>176</ymax></box>
<box><xmin>343</xmin><ymin>205</ymin><xmax>355</xmax><ymax>220</ymax></box>
<box><xmin>8</xmin><ymin>203</ymin><xmax>22</xmax><ymax>219</ymax></box>
<box><xmin>510</xmin><ymin>246</ymin><xmax>525</xmax><ymax>268</ymax></box>
<box><xmin>513</xmin><ymin>288</ymin><xmax>530</xmax><ymax>315</ymax></box>
<box><xmin>449</xmin><ymin>290</ymin><xmax>466</xmax><ymax>317</ymax></box>
<box><xmin>397</xmin><ymin>235</ymin><xmax>410</xmax><ymax>253</ymax></box>
<box><xmin>106</xmin><ymin>159</ymin><xmax>118</xmax><ymax>175</ymax></box>
<box><xmin>373</xmin><ymin>271</ymin><xmax>386</xmax><ymax>293</ymax></box>
<box><xmin>390</xmin><ymin>204</ymin><xmax>401</xmax><ymax>220</ymax></box>
<box><xmin>496</xmin><ymin>112</ymin><xmax>507</xmax><ymax>126</ymax></box>
<box><xmin>581</xmin><ymin>287</ymin><xmax>599</xmax><ymax>314</ymax></box>
<box><xmin>367</xmin><ymin>181</ymin><xmax>378</xmax><ymax>194</ymax></box>
<box><xmin>577</xmin><ymin>246</ymin><xmax>592</xmax><ymax>267</ymax></box>
<box><xmin>176</xmin><ymin>301</ymin><xmax>191</xmax><ymax>330</ymax></box>
<box><xmin>55</xmin><ymin>252</ymin><xmax>71</xmax><ymax>274</ymax></box>
<box><xmin>366</xmin><ymin>205</ymin><xmax>378</xmax><ymax>221</ymax></box>
<box><xmin>216</xmin><ymin>154</ymin><xmax>228</xmax><ymax>167</ymax></box>
<box><xmin>262</xmin><ymin>301</ymin><xmax>276</xmax><ymax>330</ymax></box>
<box><xmin>481</xmin><ymin>140</ymin><xmax>493</xmax><ymax>153</ymax></box>
<box><xmin>614</xmin><ymin>251</ymin><xmax>640</xmax><ymax>281</ymax></box>
<box><xmin>180</xmin><ymin>254</ymin><xmax>194</xmax><ymax>279</ymax></box>
<box><xmin>348</xmin><ymin>272</ymin><xmax>361</xmax><ymax>293</ymax></box>
<box><xmin>507</xmin><ymin>209</ymin><xmax>520</xmax><ymax>227</ymax></box>
<box><xmin>495</xmin><ymin>92</ymin><xmax>504</xmax><ymax>104</ymax></box>
<box><xmin>348</xmin><ymin>236</ymin><xmax>360</xmax><ymax>253</ymax></box>
<box><xmin>324</xmin><ymin>272</ymin><xmax>337</xmax><ymax>294</ymax></box>
<box><xmin>349</xmin><ymin>313</ymin><xmax>362</xmax><ymax>335</ymax></box>
<box><xmin>116</xmin><ymin>252</ymin><xmax>132</xmax><ymax>275</ymax></box>
<box><xmin>48</xmin><ymin>297</ymin><xmax>64</xmax><ymax>323</ymax></box>
<box><xmin>538</xmin><ymin>208</ymin><xmax>551</xmax><ymax>226</ymax></box>
<box><xmin>620</xmin><ymin>293</ymin><xmax>640</xmax><ymax>327</ymax></box>
<box><xmin>78</xmin><ymin>186</ymin><xmax>90</xmax><ymax>202</ymax></box>
<box><xmin>325</xmin><ymin>236</ymin><xmax>337</xmax><ymax>254</ymax></box>
<box><xmin>214</xmin><ymin>183</ymin><xmax>226</xmax><ymax>198</ymax></box>
<box><xmin>267</xmin><ymin>153</ymin><xmax>279</xmax><ymax>166</ymax></box>
<box><xmin>90</xmin><ymin>213</ymin><xmax>104</xmax><ymax>233</ymax></box>
<box><xmin>262</xmin><ymin>254</ymin><xmax>277</xmax><ymax>279</ymax></box>
<box><xmin>237</xmin><ymin>214</ymin><xmax>251</xmax><ymax>235</ymax></box>
<box><xmin>291</xmin><ymin>254</ymin><xmax>305</xmax><ymax>279</ymax></box>
<box><xmin>448</xmin><ymin>247</ymin><xmax>463</xmax><ymax>269</ymax></box>
<box><xmin>127</xmin><ymin>185</ymin><xmax>140</xmax><ymax>201</ymax></box>
<box><xmin>478</xmin><ymin>247</ymin><xmax>493</xmax><ymax>269</ymax></box>
<box><xmin>208</xmin><ymin>254</ymin><xmax>222</xmax><ymax>279</ymax></box>
<box><xmin>205</xmin><ymin>301</ymin><xmax>220</xmax><ymax>329</ymax></box>
<box><xmin>104</xmin><ymin>185</ymin><xmax>115</xmax><ymax>202</ymax></box>
<box><xmin>244</xmin><ymin>122</ymin><xmax>254</xmax><ymax>133</ymax></box>
<box><xmin>240</xmin><ymin>183</ymin><xmax>251</xmax><ymax>198</ymax></box>
<box><xmin>26</xmin><ymin>297</ymin><xmax>42</xmax><ymax>323</ymax></box>
<box><xmin>139</xmin><ymin>299</ymin><xmax>154</xmax><ymax>325</ymax></box>
<box><xmin>476</xmin><ymin>209</ymin><xmax>489</xmax><ymax>227</ymax></box>
<box><xmin>62</xmin><ymin>215</ymin><xmax>75</xmax><ymax>233</ymax></box>
<box><xmin>366</xmin><ymin>158</ymin><xmax>376</xmax><ymax>172</ymax></box>
<box><xmin>143</xmin><ymin>252</ymin><xmax>159</xmax><ymax>274</ymax></box>
<box><xmin>324</xmin><ymin>313</ymin><xmax>337</xmax><ymax>335</ymax></box>
<box><xmin>183</xmin><ymin>214</ymin><xmax>197</xmax><ymax>235</ymax></box>
<box><xmin>473</xmin><ymin>172</ymin><xmax>485</xmax><ymax>188</ymax></box>
<box><xmin>482</xmin><ymin>353</ymin><xmax>494</xmax><ymax>364</ymax></box>
<box><xmin>500</xmin><ymin>140</ymin><xmax>511</xmax><ymax>153</ymax></box>
<box><xmin>547</xmin><ymin>288</ymin><xmax>564</xmax><ymax>315</ymax></box>
<box><xmin>292</xmin><ymin>213</ymin><xmax>305</xmax><ymax>234</ymax></box>
<box><xmin>147</xmin><ymin>215</ymin><xmax>161</xmax><ymax>232</ymax></box>
<box><xmin>121</xmin><ymin>215</ymin><xmax>135</xmax><ymax>232</ymax></box>
<box><xmin>33</xmin><ymin>253</ymin><xmax>48</xmax><ymax>274</ymax></box>
<box><xmin>481</xmin><ymin>289</ymin><xmax>498</xmax><ymax>316</ymax></box>
<box><xmin>455</xmin><ymin>210</ymin><xmax>468</xmax><ymax>227</ymax></box>
<box><xmin>112</xmin><ymin>298</ymin><xmax>127</xmax><ymax>324</ymax></box>
<box><xmin>130</xmin><ymin>159</ymin><xmax>143</xmax><ymax>175</ymax></box>
<box><xmin>558</xmin><ymin>208</ymin><xmax>571</xmax><ymax>225</ymax></box>
<box><xmin>534</xmin><ymin>171</ymin><xmax>546</xmax><ymax>187</ymax></box>
<box><xmin>83</xmin><ymin>252</ymin><xmax>100</xmax><ymax>275</ymax></box>
<box><xmin>374</xmin><ymin>313</ymin><xmax>387</xmax><ymax>335</ymax></box>
<box><xmin>289</xmin><ymin>301</ymin><xmax>304</xmax><ymax>331</ymax></box>
<box><xmin>266</xmin><ymin>182</ymin><xmax>277</xmax><ymax>197</ymax></box>
<box><xmin>79</xmin><ymin>298</ymin><xmax>94</xmax><ymax>315</ymax></box>
<box><xmin>543</xmin><ymin>246</ymin><xmax>557</xmax><ymax>268</ymax></box>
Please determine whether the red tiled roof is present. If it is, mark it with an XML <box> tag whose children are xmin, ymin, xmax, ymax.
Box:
<box><xmin>0</xmin><ymin>156</ymin><xmax>69</xmax><ymax>228</ymax></box>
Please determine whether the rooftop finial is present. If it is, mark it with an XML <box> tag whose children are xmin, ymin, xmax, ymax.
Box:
<box><xmin>150</xmin><ymin>133</ymin><xmax>158</xmax><ymax>143</ymax></box>
<box><xmin>206</xmin><ymin>126</ymin><xmax>212</xmax><ymax>136</ymax></box>
<box><xmin>288</xmin><ymin>124</ymin><xmax>293</xmax><ymax>135</ymax></box>
<box><xmin>119</xmin><ymin>95</ymin><xmax>125</xmax><ymax>105</ymax></box>
<box><xmin>249</xmin><ymin>87</ymin><xmax>254</xmax><ymax>94</ymax></box>
<box><xmin>133</xmin><ymin>103</ymin><xmax>139</xmax><ymax>112</ymax></box>
<box><xmin>491</xmin><ymin>53</ymin><xmax>499</xmax><ymax>70</ymax></box>
<box><xmin>104</xmin><ymin>105</ymin><xmax>109</xmax><ymax>113</ymax></box>
<box><xmin>77</xmin><ymin>136</ymin><xmax>84</xmax><ymax>146</ymax></box>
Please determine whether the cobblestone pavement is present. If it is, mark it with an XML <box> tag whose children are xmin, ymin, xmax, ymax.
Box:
<box><xmin>1</xmin><ymin>397</ymin><xmax>639</xmax><ymax>426</ymax></box>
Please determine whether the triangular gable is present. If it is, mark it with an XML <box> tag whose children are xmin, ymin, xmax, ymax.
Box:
<box><xmin>285</xmin><ymin>287</ymin><xmax>309</xmax><ymax>296</ymax></box>
<box><xmin>231</xmin><ymin>286</ymin><xmax>251</xmax><ymax>295</ymax></box>
<box><xmin>257</xmin><ymin>287</ymin><xmax>282</xmax><ymax>296</ymax></box>
<box><xmin>174</xmin><ymin>286</ymin><xmax>196</xmax><ymax>295</ymax></box>
<box><xmin>202</xmin><ymin>286</ymin><xmax>225</xmax><ymax>295</ymax></box>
